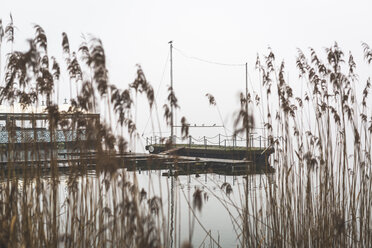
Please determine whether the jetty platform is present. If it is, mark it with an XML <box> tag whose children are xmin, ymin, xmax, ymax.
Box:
<box><xmin>145</xmin><ymin>143</ymin><xmax>274</xmax><ymax>164</ymax></box>
<box><xmin>1</xmin><ymin>150</ymin><xmax>274</xmax><ymax>176</ymax></box>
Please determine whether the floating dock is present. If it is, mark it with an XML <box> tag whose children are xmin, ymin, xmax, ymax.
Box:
<box><xmin>145</xmin><ymin>143</ymin><xmax>274</xmax><ymax>164</ymax></box>
<box><xmin>122</xmin><ymin>152</ymin><xmax>275</xmax><ymax>176</ymax></box>
<box><xmin>1</xmin><ymin>151</ymin><xmax>274</xmax><ymax>176</ymax></box>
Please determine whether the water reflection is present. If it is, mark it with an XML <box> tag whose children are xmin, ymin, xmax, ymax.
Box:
<box><xmin>135</xmin><ymin>163</ymin><xmax>275</xmax><ymax>247</ymax></box>
<box><xmin>170</xmin><ymin>172</ymin><xmax>175</xmax><ymax>248</ymax></box>
<box><xmin>5</xmin><ymin>163</ymin><xmax>275</xmax><ymax>248</ymax></box>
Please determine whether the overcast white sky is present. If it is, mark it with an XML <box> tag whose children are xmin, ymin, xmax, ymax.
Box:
<box><xmin>1</xmin><ymin>0</ymin><xmax>372</xmax><ymax>148</ymax></box>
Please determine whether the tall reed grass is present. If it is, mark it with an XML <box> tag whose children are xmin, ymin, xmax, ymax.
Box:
<box><xmin>0</xmin><ymin>16</ymin><xmax>371</xmax><ymax>247</ymax></box>
<box><xmin>232</xmin><ymin>44</ymin><xmax>372</xmax><ymax>247</ymax></box>
<box><xmin>0</xmin><ymin>19</ymin><xmax>167</xmax><ymax>248</ymax></box>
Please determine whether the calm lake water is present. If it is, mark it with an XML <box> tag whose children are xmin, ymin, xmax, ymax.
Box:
<box><xmin>54</xmin><ymin>167</ymin><xmax>273</xmax><ymax>247</ymax></box>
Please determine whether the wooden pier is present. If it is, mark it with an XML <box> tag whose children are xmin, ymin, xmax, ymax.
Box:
<box><xmin>1</xmin><ymin>150</ymin><xmax>274</xmax><ymax>176</ymax></box>
<box><xmin>120</xmin><ymin>152</ymin><xmax>274</xmax><ymax>176</ymax></box>
<box><xmin>145</xmin><ymin>143</ymin><xmax>274</xmax><ymax>164</ymax></box>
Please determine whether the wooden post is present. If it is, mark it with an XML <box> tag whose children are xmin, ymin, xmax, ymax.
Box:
<box><xmin>224</xmin><ymin>139</ymin><xmax>226</xmax><ymax>150</ymax></box>
<box><xmin>259</xmin><ymin>136</ymin><xmax>262</xmax><ymax>149</ymax></box>
<box><xmin>150</xmin><ymin>136</ymin><xmax>152</xmax><ymax>145</ymax></box>
<box><xmin>189</xmin><ymin>135</ymin><xmax>191</xmax><ymax>148</ymax></box>
<box><xmin>218</xmin><ymin>134</ymin><xmax>221</xmax><ymax>147</ymax></box>
<box><xmin>146</xmin><ymin>137</ymin><xmax>148</xmax><ymax>146</ymax></box>
<box><xmin>245</xmin><ymin>62</ymin><xmax>249</xmax><ymax>151</ymax></box>
<box><xmin>169</xmin><ymin>41</ymin><xmax>174</xmax><ymax>146</ymax></box>
<box><xmin>204</xmin><ymin>136</ymin><xmax>206</xmax><ymax>150</ymax></box>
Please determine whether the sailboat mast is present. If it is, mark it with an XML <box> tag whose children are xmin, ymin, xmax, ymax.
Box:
<box><xmin>169</xmin><ymin>41</ymin><xmax>174</xmax><ymax>143</ymax></box>
<box><xmin>245</xmin><ymin>62</ymin><xmax>249</xmax><ymax>149</ymax></box>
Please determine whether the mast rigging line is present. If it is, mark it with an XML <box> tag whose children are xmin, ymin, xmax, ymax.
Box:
<box><xmin>173</xmin><ymin>45</ymin><xmax>263</xmax><ymax>121</ymax></box>
<box><xmin>173</xmin><ymin>45</ymin><xmax>259</xmax><ymax>102</ymax></box>
<box><xmin>141</xmin><ymin>51</ymin><xmax>170</xmax><ymax>137</ymax></box>
<box><xmin>142</xmin><ymin>44</ymin><xmax>265</xmax><ymax>142</ymax></box>
<box><xmin>173</xmin><ymin>45</ymin><xmax>259</xmax><ymax>141</ymax></box>
<box><xmin>173</xmin><ymin>46</ymin><xmax>246</xmax><ymax>67</ymax></box>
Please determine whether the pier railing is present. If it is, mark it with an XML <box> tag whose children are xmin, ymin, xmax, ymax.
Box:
<box><xmin>146</xmin><ymin>133</ymin><xmax>271</xmax><ymax>150</ymax></box>
<box><xmin>0</xmin><ymin>129</ymin><xmax>87</xmax><ymax>143</ymax></box>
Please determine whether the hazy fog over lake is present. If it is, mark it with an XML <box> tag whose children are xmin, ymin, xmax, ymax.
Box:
<box><xmin>2</xmin><ymin>0</ymin><xmax>372</xmax><ymax>152</ymax></box>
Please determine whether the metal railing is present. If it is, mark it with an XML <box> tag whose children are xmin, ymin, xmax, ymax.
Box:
<box><xmin>146</xmin><ymin>133</ymin><xmax>271</xmax><ymax>150</ymax></box>
<box><xmin>0</xmin><ymin>130</ymin><xmax>87</xmax><ymax>144</ymax></box>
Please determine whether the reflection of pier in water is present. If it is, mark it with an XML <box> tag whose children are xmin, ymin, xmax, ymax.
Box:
<box><xmin>5</xmin><ymin>158</ymin><xmax>275</xmax><ymax>248</ymax></box>
<box><xmin>162</xmin><ymin>159</ymin><xmax>275</xmax><ymax>248</ymax></box>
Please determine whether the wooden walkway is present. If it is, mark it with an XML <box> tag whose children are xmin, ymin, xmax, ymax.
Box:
<box><xmin>0</xmin><ymin>151</ymin><xmax>274</xmax><ymax>176</ymax></box>
<box><xmin>120</xmin><ymin>153</ymin><xmax>252</xmax><ymax>165</ymax></box>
